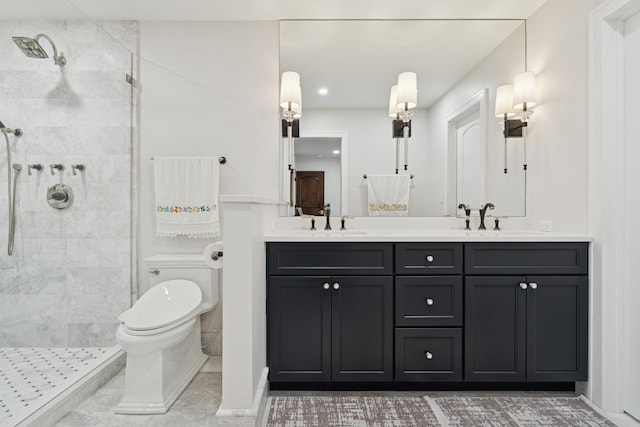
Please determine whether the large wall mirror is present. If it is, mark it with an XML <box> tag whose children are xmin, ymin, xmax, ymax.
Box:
<box><xmin>280</xmin><ymin>19</ymin><xmax>527</xmax><ymax>218</ymax></box>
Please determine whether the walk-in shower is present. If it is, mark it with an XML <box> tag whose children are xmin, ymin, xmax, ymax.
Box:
<box><xmin>0</xmin><ymin>121</ymin><xmax>22</xmax><ymax>256</ymax></box>
<box><xmin>12</xmin><ymin>33</ymin><xmax>66</xmax><ymax>66</ymax></box>
<box><xmin>1</xmin><ymin>20</ymin><xmax>136</xmax><ymax>426</ymax></box>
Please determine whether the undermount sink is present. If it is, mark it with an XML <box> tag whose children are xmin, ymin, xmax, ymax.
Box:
<box><xmin>288</xmin><ymin>230</ymin><xmax>369</xmax><ymax>237</ymax></box>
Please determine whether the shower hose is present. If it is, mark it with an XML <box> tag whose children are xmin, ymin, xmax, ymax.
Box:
<box><xmin>2</xmin><ymin>129</ymin><xmax>19</xmax><ymax>256</ymax></box>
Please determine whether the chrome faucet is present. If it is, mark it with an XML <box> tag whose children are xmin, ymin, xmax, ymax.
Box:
<box><xmin>458</xmin><ymin>203</ymin><xmax>471</xmax><ymax>230</ymax></box>
<box><xmin>478</xmin><ymin>203</ymin><xmax>495</xmax><ymax>230</ymax></box>
<box><xmin>323</xmin><ymin>203</ymin><xmax>331</xmax><ymax>230</ymax></box>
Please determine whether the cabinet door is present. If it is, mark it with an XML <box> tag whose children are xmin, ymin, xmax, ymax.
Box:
<box><xmin>331</xmin><ymin>276</ymin><xmax>393</xmax><ymax>382</ymax></box>
<box><xmin>465</xmin><ymin>276</ymin><xmax>527</xmax><ymax>382</ymax></box>
<box><xmin>268</xmin><ymin>276</ymin><xmax>332</xmax><ymax>382</ymax></box>
<box><xmin>526</xmin><ymin>276</ymin><xmax>588</xmax><ymax>381</ymax></box>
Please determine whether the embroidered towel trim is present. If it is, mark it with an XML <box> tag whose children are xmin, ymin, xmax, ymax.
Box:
<box><xmin>367</xmin><ymin>174</ymin><xmax>411</xmax><ymax>217</ymax></box>
<box><xmin>154</xmin><ymin>156</ymin><xmax>220</xmax><ymax>238</ymax></box>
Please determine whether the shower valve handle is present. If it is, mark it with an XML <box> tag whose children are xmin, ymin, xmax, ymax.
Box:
<box><xmin>71</xmin><ymin>164</ymin><xmax>86</xmax><ymax>176</ymax></box>
<box><xmin>50</xmin><ymin>163</ymin><xmax>65</xmax><ymax>175</ymax></box>
<box><xmin>28</xmin><ymin>164</ymin><xmax>43</xmax><ymax>176</ymax></box>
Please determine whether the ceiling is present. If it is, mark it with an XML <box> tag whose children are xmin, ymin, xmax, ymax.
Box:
<box><xmin>0</xmin><ymin>0</ymin><xmax>547</xmax><ymax>21</ymax></box>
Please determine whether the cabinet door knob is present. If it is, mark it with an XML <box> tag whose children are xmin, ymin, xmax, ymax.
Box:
<box><xmin>426</xmin><ymin>255</ymin><xmax>434</xmax><ymax>263</ymax></box>
<box><xmin>323</xmin><ymin>283</ymin><xmax>330</xmax><ymax>290</ymax></box>
<box><xmin>425</xmin><ymin>298</ymin><xmax>434</xmax><ymax>306</ymax></box>
<box><xmin>519</xmin><ymin>282</ymin><xmax>528</xmax><ymax>290</ymax></box>
<box><xmin>529</xmin><ymin>282</ymin><xmax>538</xmax><ymax>290</ymax></box>
<box><xmin>333</xmin><ymin>283</ymin><xmax>340</xmax><ymax>290</ymax></box>
<box><xmin>425</xmin><ymin>351</ymin><xmax>433</xmax><ymax>360</ymax></box>
<box><xmin>149</xmin><ymin>269</ymin><xmax>160</xmax><ymax>275</ymax></box>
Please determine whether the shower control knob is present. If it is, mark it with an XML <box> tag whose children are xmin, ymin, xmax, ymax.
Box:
<box><xmin>52</xmin><ymin>191</ymin><xmax>67</xmax><ymax>201</ymax></box>
<box><xmin>47</xmin><ymin>183</ymin><xmax>74</xmax><ymax>209</ymax></box>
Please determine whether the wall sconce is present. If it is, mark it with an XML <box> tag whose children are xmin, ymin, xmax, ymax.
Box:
<box><xmin>395</xmin><ymin>72</ymin><xmax>417</xmax><ymax>171</ymax></box>
<box><xmin>280</xmin><ymin>71</ymin><xmax>302</xmax><ymax>171</ymax></box>
<box><xmin>495</xmin><ymin>71</ymin><xmax>536</xmax><ymax>173</ymax></box>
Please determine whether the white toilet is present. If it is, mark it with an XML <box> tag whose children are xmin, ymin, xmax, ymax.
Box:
<box><xmin>114</xmin><ymin>254</ymin><xmax>219</xmax><ymax>414</ymax></box>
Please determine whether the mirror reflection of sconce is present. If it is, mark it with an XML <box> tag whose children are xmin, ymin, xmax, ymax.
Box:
<box><xmin>390</xmin><ymin>72</ymin><xmax>418</xmax><ymax>173</ymax></box>
<box><xmin>495</xmin><ymin>71</ymin><xmax>537</xmax><ymax>173</ymax></box>
<box><xmin>280</xmin><ymin>71</ymin><xmax>302</xmax><ymax>171</ymax></box>
<box><xmin>280</xmin><ymin>71</ymin><xmax>302</xmax><ymax>209</ymax></box>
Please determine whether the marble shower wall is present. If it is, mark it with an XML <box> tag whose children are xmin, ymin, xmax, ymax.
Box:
<box><xmin>0</xmin><ymin>20</ymin><xmax>137</xmax><ymax>347</ymax></box>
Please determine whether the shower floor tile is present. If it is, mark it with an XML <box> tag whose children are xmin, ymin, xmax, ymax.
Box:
<box><xmin>0</xmin><ymin>347</ymin><xmax>118</xmax><ymax>427</ymax></box>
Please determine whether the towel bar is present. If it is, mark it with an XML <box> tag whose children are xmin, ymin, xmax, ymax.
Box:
<box><xmin>150</xmin><ymin>156</ymin><xmax>226</xmax><ymax>164</ymax></box>
<box><xmin>363</xmin><ymin>173</ymin><xmax>414</xmax><ymax>179</ymax></box>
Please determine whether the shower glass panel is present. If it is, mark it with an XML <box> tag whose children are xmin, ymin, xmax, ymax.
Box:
<box><xmin>0</xmin><ymin>18</ymin><xmax>136</xmax><ymax>425</ymax></box>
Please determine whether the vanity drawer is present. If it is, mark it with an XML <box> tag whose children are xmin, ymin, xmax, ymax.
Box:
<box><xmin>395</xmin><ymin>328</ymin><xmax>462</xmax><ymax>382</ymax></box>
<box><xmin>396</xmin><ymin>243</ymin><xmax>463</xmax><ymax>275</ymax></box>
<box><xmin>267</xmin><ymin>243</ymin><xmax>393</xmax><ymax>275</ymax></box>
<box><xmin>395</xmin><ymin>276</ymin><xmax>462</xmax><ymax>326</ymax></box>
<box><xmin>465</xmin><ymin>243</ymin><xmax>588</xmax><ymax>275</ymax></box>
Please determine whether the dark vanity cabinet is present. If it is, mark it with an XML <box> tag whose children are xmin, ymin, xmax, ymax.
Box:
<box><xmin>394</xmin><ymin>243</ymin><xmax>463</xmax><ymax>381</ymax></box>
<box><xmin>267</xmin><ymin>243</ymin><xmax>393</xmax><ymax>382</ymax></box>
<box><xmin>267</xmin><ymin>241</ymin><xmax>589</xmax><ymax>387</ymax></box>
<box><xmin>464</xmin><ymin>243</ymin><xmax>589</xmax><ymax>382</ymax></box>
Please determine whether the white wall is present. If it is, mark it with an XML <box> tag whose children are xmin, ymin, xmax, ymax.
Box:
<box><xmin>138</xmin><ymin>21</ymin><xmax>280</xmax><ymax>350</ymax></box>
<box><xmin>525</xmin><ymin>0</ymin><xmax>605</xmax><ymax>232</ymax></box>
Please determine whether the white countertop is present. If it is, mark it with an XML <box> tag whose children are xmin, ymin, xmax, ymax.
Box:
<box><xmin>264</xmin><ymin>229</ymin><xmax>592</xmax><ymax>242</ymax></box>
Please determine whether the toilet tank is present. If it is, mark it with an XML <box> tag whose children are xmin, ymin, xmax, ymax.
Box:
<box><xmin>143</xmin><ymin>255</ymin><xmax>219</xmax><ymax>311</ymax></box>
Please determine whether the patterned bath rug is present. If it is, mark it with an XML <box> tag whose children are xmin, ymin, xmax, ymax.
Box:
<box><xmin>265</xmin><ymin>395</ymin><xmax>438</xmax><ymax>426</ymax></box>
<box><xmin>425</xmin><ymin>395</ymin><xmax>617</xmax><ymax>426</ymax></box>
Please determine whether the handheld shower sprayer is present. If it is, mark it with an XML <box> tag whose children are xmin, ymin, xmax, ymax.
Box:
<box><xmin>2</xmin><ymin>121</ymin><xmax>23</xmax><ymax>255</ymax></box>
<box><xmin>0</xmin><ymin>120</ymin><xmax>23</xmax><ymax>137</ymax></box>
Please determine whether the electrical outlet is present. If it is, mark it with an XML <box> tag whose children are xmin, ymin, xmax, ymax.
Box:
<box><xmin>537</xmin><ymin>220</ymin><xmax>553</xmax><ymax>232</ymax></box>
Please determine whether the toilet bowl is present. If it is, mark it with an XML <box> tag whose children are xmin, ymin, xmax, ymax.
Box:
<box><xmin>114</xmin><ymin>255</ymin><xmax>219</xmax><ymax>415</ymax></box>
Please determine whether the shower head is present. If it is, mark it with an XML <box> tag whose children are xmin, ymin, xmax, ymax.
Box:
<box><xmin>12</xmin><ymin>34</ymin><xmax>66</xmax><ymax>66</ymax></box>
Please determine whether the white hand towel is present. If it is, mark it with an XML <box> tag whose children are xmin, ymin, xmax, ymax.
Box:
<box><xmin>154</xmin><ymin>156</ymin><xmax>220</xmax><ymax>238</ymax></box>
<box><xmin>367</xmin><ymin>175</ymin><xmax>411</xmax><ymax>217</ymax></box>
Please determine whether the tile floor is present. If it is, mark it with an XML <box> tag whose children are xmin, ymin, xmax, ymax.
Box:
<box><xmin>0</xmin><ymin>347</ymin><xmax>118</xmax><ymax>427</ymax></box>
<box><xmin>53</xmin><ymin>357</ymin><xmax>640</xmax><ymax>427</ymax></box>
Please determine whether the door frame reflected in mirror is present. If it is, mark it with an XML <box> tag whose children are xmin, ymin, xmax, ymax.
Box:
<box><xmin>293</xmin><ymin>130</ymin><xmax>350</xmax><ymax>217</ymax></box>
<box><xmin>446</xmin><ymin>89</ymin><xmax>489</xmax><ymax>217</ymax></box>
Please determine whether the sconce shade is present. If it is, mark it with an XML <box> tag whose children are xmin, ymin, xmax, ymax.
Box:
<box><xmin>388</xmin><ymin>85</ymin><xmax>400</xmax><ymax>117</ymax></box>
<box><xmin>513</xmin><ymin>71</ymin><xmax>537</xmax><ymax>110</ymax></box>
<box><xmin>280</xmin><ymin>71</ymin><xmax>301</xmax><ymax>109</ymax></box>
<box><xmin>495</xmin><ymin>85</ymin><xmax>517</xmax><ymax>117</ymax></box>
<box><xmin>396</xmin><ymin>72</ymin><xmax>417</xmax><ymax>109</ymax></box>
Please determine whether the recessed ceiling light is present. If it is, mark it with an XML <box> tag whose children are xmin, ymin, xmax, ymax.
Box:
<box><xmin>333</xmin><ymin>150</ymin><xmax>340</xmax><ymax>154</ymax></box>
<box><xmin>318</xmin><ymin>88</ymin><xmax>328</xmax><ymax>95</ymax></box>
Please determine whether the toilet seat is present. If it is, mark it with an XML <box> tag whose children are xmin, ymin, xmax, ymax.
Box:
<box><xmin>119</xmin><ymin>279</ymin><xmax>203</xmax><ymax>335</ymax></box>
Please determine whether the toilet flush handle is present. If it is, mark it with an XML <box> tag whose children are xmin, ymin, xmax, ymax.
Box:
<box><xmin>149</xmin><ymin>269</ymin><xmax>160</xmax><ymax>275</ymax></box>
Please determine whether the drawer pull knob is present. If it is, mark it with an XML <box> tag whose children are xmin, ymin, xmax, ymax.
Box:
<box><xmin>425</xmin><ymin>351</ymin><xmax>433</xmax><ymax>360</ymax></box>
<box><xmin>530</xmin><ymin>282</ymin><xmax>538</xmax><ymax>290</ymax></box>
<box><xmin>425</xmin><ymin>298</ymin><xmax>434</xmax><ymax>306</ymax></box>
<box><xmin>519</xmin><ymin>282</ymin><xmax>528</xmax><ymax>290</ymax></box>
<box><xmin>323</xmin><ymin>283</ymin><xmax>330</xmax><ymax>290</ymax></box>
<box><xmin>426</xmin><ymin>255</ymin><xmax>434</xmax><ymax>263</ymax></box>
<box><xmin>333</xmin><ymin>283</ymin><xmax>340</xmax><ymax>290</ymax></box>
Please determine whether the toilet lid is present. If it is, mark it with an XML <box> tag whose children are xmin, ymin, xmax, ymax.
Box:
<box><xmin>119</xmin><ymin>280</ymin><xmax>202</xmax><ymax>331</ymax></box>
